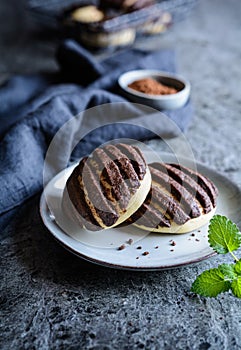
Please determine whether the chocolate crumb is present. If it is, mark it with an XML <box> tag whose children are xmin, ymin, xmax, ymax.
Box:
<box><xmin>191</xmin><ymin>233</ymin><xmax>195</xmax><ymax>237</ymax></box>
<box><xmin>188</xmin><ymin>238</ymin><xmax>191</xmax><ymax>241</ymax></box>
<box><xmin>198</xmin><ymin>230</ymin><xmax>201</xmax><ymax>232</ymax></box>
<box><xmin>195</xmin><ymin>238</ymin><xmax>200</xmax><ymax>242</ymax></box>
<box><xmin>118</xmin><ymin>244</ymin><xmax>126</xmax><ymax>250</ymax></box>
<box><xmin>137</xmin><ymin>246</ymin><xmax>142</xmax><ymax>250</ymax></box>
<box><xmin>136</xmin><ymin>257</ymin><xmax>139</xmax><ymax>259</ymax></box>
<box><xmin>170</xmin><ymin>241</ymin><xmax>176</xmax><ymax>246</ymax></box>
<box><xmin>170</xmin><ymin>249</ymin><xmax>174</xmax><ymax>252</ymax></box>
<box><xmin>155</xmin><ymin>246</ymin><xmax>159</xmax><ymax>249</ymax></box>
<box><xmin>142</xmin><ymin>251</ymin><xmax>149</xmax><ymax>256</ymax></box>
<box><xmin>127</xmin><ymin>238</ymin><xmax>133</xmax><ymax>245</ymax></box>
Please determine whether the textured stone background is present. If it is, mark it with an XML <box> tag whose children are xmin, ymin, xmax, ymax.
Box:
<box><xmin>1</xmin><ymin>0</ymin><xmax>241</xmax><ymax>349</ymax></box>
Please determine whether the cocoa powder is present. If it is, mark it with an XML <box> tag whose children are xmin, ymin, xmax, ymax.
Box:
<box><xmin>128</xmin><ymin>78</ymin><xmax>177</xmax><ymax>95</ymax></box>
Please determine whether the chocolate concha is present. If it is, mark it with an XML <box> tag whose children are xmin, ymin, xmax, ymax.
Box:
<box><xmin>62</xmin><ymin>143</ymin><xmax>151</xmax><ymax>231</ymax></box>
<box><xmin>129</xmin><ymin>162</ymin><xmax>218</xmax><ymax>234</ymax></box>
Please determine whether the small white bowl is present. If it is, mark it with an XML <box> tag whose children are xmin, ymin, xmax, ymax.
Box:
<box><xmin>118</xmin><ymin>69</ymin><xmax>191</xmax><ymax>110</ymax></box>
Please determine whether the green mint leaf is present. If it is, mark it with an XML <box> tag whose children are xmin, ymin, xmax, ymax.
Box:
<box><xmin>191</xmin><ymin>268</ymin><xmax>231</xmax><ymax>297</ymax></box>
<box><xmin>231</xmin><ymin>277</ymin><xmax>241</xmax><ymax>298</ymax></box>
<box><xmin>219</xmin><ymin>264</ymin><xmax>237</xmax><ymax>280</ymax></box>
<box><xmin>208</xmin><ymin>215</ymin><xmax>241</xmax><ymax>254</ymax></box>
<box><xmin>234</xmin><ymin>260</ymin><xmax>241</xmax><ymax>275</ymax></box>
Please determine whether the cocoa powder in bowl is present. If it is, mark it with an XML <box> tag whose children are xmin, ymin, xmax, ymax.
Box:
<box><xmin>128</xmin><ymin>77</ymin><xmax>177</xmax><ymax>95</ymax></box>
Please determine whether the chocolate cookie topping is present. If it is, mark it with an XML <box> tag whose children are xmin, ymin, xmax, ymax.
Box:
<box><xmin>130</xmin><ymin>162</ymin><xmax>218</xmax><ymax>229</ymax></box>
<box><xmin>63</xmin><ymin>143</ymin><xmax>148</xmax><ymax>231</ymax></box>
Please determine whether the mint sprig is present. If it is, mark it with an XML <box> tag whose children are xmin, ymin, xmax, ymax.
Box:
<box><xmin>208</xmin><ymin>215</ymin><xmax>241</xmax><ymax>256</ymax></box>
<box><xmin>191</xmin><ymin>215</ymin><xmax>241</xmax><ymax>299</ymax></box>
<box><xmin>191</xmin><ymin>267</ymin><xmax>231</xmax><ymax>297</ymax></box>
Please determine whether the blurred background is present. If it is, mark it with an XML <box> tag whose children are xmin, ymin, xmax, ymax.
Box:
<box><xmin>0</xmin><ymin>0</ymin><xmax>198</xmax><ymax>82</ymax></box>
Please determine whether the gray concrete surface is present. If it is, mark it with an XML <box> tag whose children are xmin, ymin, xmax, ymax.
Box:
<box><xmin>1</xmin><ymin>0</ymin><xmax>241</xmax><ymax>349</ymax></box>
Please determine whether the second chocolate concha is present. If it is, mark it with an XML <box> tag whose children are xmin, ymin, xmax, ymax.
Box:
<box><xmin>129</xmin><ymin>162</ymin><xmax>218</xmax><ymax>233</ymax></box>
<box><xmin>62</xmin><ymin>143</ymin><xmax>151</xmax><ymax>231</ymax></box>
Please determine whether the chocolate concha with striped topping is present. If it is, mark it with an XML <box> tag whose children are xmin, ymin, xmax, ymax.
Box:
<box><xmin>62</xmin><ymin>143</ymin><xmax>152</xmax><ymax>231</ymax></box>
<box><xmin>130</xmin><ymin>162</ymin><xmax>218</xmax><ymax>234</ymax></box>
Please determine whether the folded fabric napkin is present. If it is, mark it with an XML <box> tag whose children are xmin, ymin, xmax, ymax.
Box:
<box><xmin>0</xmin><ymin>40</ymin><xmax>193</xmax><ymax>225</ymax></box>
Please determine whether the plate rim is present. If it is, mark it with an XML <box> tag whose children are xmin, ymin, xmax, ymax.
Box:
<box><xmin>40</xmin><ymin>195</ymin><xmax>218</xmax><ymax>271</ymax></box>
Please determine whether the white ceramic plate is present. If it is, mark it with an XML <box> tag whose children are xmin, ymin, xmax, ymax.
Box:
<box><xmin>40</xmin><ymin>152</ymin><xmax>241</xmax><ymax>271</ymax></box>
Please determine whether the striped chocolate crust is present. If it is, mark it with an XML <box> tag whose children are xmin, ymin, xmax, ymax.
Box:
<box><xmin>130</xmin><ymin>162</ymin><xmax>218</xmax><ymax>233</ymax></box>
<box><xmin>62</xmin><ymin>143</ymin><xmax>151</xmax><ymax>231</ymax></box>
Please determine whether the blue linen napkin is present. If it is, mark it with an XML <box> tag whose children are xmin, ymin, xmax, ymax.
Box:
<box><xmin>0</xmin><ymin>40</ymin><xmax>193</xmax><ymax>223</ymax></box>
